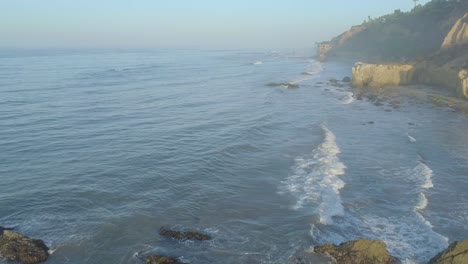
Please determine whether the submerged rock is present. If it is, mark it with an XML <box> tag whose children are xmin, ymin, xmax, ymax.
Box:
<box><xmin>288</xmin><ymin>249</ymin><xmax>332</xmax><ymax>264</ymax></box>
<box><xmin>266</xmin><ymin>82</ymin><xmax>299</xmax><ymax>89</ymax></box>
<box><xmin>314</xmin><ymin>238</ymin><xmax>398</xmax><ymax>264</ymax></box>
<box><xmin>0</xmin><ymin>227</ymin><xmax>49</xmax><ymax>264</ymax></box>
<box><xmin>428</xmin><ymin>240</ymin><xmax>468</xmax><ymax>264</ymax></box>
<box><xmin>342</xmin><ymin>77</ymin><xmax>351</xmax><ymax>83</ymax></box>
<box><xmin>144</xmin><ymin>255</ymin><xmax>182</xmax><ymax>264</ymax></box>
<box><xmin>159</xmin><ymin>227</ymin><xmax>211</xmax><ymax>241</ymax></box>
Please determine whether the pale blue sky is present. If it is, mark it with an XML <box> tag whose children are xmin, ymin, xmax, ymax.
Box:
<box><xmin>1</xmin><ymin>0</ymin><xmax>430</xmax><ymax>49</ymax></box>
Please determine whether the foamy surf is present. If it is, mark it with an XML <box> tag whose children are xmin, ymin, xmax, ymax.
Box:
<box><xmin>311</xmin><ymin>211</ymin><xmax>449</xmax><ymax>263</ymax></box>
<box><xmin>412</xmin><ymin>161</ymin><xmax>437</xmax><ymax>231</ymax></box>
<box><xmin>407</xmin><ymin>132</ymin><xmax>417</xmax><ymax>143</ymax></box>
<box><xmin>281</xmin><ymin>124</ymin><xmax>346</xmax><ymax>225</ymax></box>
<box><xmin>341</xmin><ymin>91</ymin><xmax>354</xmax><ymax>104</ymax></box>
<box><xmin>309</xmin><ymin>160</ymin><xmax>448</xmax><ymax>263</ymax></box>
<box><xmin>289</xmin><ymin>60</ymin><xmax>322</xmax><ymax>84</ymax></box>
<box><xmin>253</xmin><ymin>61</ymin><xmax>263</xmax><ymax>65</ymax></box>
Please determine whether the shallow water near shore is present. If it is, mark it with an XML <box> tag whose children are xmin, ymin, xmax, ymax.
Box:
<box><xmin>1</xmin><ymin>49</ymin><xmax>467</xmax><ymax>264</ymax></box>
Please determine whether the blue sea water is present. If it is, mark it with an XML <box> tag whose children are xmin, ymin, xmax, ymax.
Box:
<box><xmin>0</xmin><ymin>49</ymin><xmax>467</xmax><ymax>264</ymax></box>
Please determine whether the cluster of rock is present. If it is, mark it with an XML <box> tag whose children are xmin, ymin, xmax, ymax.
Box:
<box><xmin>1</xmin><ymin>225</ymin><xmax>467</xmax><ymax>264</ymax></box>
<box><xmin>305</xmin><ymin>238</ymin><xmax>468</xmax><ymax>264</ymax></box>
<box><xmin>0</xmin><ymin>227</ymin><xmax>49</xmax><ymax>264</ymax></box>
<box><xmin>141</xmin><ymin>228</ymin><xmax>212</xmax><ymax>264</ymax></box>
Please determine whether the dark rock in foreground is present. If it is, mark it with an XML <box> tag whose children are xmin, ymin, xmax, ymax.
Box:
<box><xmin>314</xmin><ymin>238</ymin><xmax>398</xmax><ymax>264</ymax></box>
<box><xmin>429</xmin><ymin>240</ymin><xmax>468</xmax><ymax>264</ymax></box>
<box><xmin>159</xmin><ymin>227</ymin><xmax>211</xmax><ymax>241</ymax></box>
<box><xmin>0</xmin><ymin>227</ymin><xmax>49</xmax><ymax>264</ymax></box>
<box><xmin>288</xmin><ymin>249</ymin><xmax>332</xmax><ymax>264</ymax></box>
<box><xmin>342</xmin><ymin>77</ymin><xmax>351</xmax><ymax>83</ymax></box>
<box><xmin>144</xmin><ymin>255</ymin><xmax>182</xmax><ymax>264</ymax></box>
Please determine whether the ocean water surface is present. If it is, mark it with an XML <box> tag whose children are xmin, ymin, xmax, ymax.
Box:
<box><xmin>1</xmin><ymin>49</ymin><xmax>467</xmax><ymax>264</ymax></box>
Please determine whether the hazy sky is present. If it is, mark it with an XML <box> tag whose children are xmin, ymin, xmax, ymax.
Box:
<box><xmin>2</xmin><ymin>0</ymin><xmax>430</xmax><ymax>49</ymax></box>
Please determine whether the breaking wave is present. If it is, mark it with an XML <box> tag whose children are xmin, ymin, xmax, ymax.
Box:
<box><xmin>281</xmin><ymin>124</ymin><xmax>346</xmax><ymax>225</ymax></box>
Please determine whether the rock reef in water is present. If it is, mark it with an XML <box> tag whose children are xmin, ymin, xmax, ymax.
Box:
<box><xmin>159</xmin><ymin>227</ymin><xmax>211</xmax><ymax>241</ymax></box>
<box><xmin>0</xmin><ymin>227</ymin><xmax>49</xmax><ymax>264</ymax></box>
<box><xmin>314</xmin><ymin>238</ymin><xmax>398</xmax><ymax>264</ymax></box>
<box><xmin>428</xmin><ymin>240</ymin><xmax>468</xmax><ymax>264</ymax></box>
<box><xmin>144</xmin><ymin>255</ymin><xmax>183</xmax><ymax>264</ymax></box>
<box><xmin>266</xmin><ymin>82</ymin><xmax>299</xmax><ymax>89</ymax></box>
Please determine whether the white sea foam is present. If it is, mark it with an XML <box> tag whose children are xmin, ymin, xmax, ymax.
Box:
<box><xmin>282</xmin><ymin>124</ymin><xmax>346</xmax><ymax>225</ymax></box>
<box><xmin>407</xmin><ymin>132</ymin><xmax>417</xmax><ymax>143</ymax></box>
<box><xmin>412</xmin><ymin>161</ymin><xmax>436</xmax><ymax>232</ymax></box>
<box><xmin>416</xmin><ymin>192</ymin><xmax>429</xmax><ymax>211</ymax></box>
<box><xmin>341</xmin><ymin>91</ymin><xmax>355</xmax><ymax>104</ymax></box>
<box><xmin>309</xmin><ymin>160</ymin><xmax>448</xmax><ymax>263</ymax></box>
<box><xmin>253</xmin><ymin>61</ymin><xmax>263</xmax><ymax>65</ymax></box>
<box><xmin>414</xmin><ymin>162</ymin><xmax>434</xmax><ymax>190</ymax></box>
<box><xmin>289</xmin><ymin>60</ymin><xmax>322</xmax><ymax>84</ymax></box>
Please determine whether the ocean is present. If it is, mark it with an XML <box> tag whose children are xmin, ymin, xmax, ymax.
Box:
<box><xmin>1</xmin><ymin>49</ymin><xmax>467</xmax><ymax>264</ymax></box>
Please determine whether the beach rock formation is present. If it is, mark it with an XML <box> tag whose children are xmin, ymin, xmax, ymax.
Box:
<box><xmin>351</xmin><ymin>62</ymin><xmax>414</xmax><ymax>88</ymax></box>
<box><xmin>159</xmin><ymin>227</ymin><xmax>211</xmax><ymax>241</ymax></box>
<box><xmin>144</xmin><ymin>255</ymin><xmax>182</xmax><ymax>264</ymax></box>
<box><xmin>351</xmin><ymin>61</ymin><xmax>468</xmax><ymax>100</ymax></box>
<box><xmin>288</xmin><ymin>249</ymin><xmax>334</xmax><ymax>264</ymax></box>
<box><xmin>0</xmin><ymin>228</ymin><xmax>49</xmax><ymax>264</ymax></box>
<box><xmin>318</xmin><ymin>42</ymin><xmax>333</xmax><ymax>62</ymax></box>
<box><xmin>314</xmin><ymin>238</ymin><xmax>398</xmax><ymax>264</ymax></box>
<box><xmin>441</xmin><ymin>13</ymin><xmax>468</xmax><ymax>50</ymax></box>
<box><xmin>428</xmin><ymin>240</ymin><xmax>468</xmax><ymax>264</ymax></box>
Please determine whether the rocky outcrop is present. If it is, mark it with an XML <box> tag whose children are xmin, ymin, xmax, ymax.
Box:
<box><xmin>351</xmin><ymin>62</ymin><xmax>414</xmax><ymax>88</ymax></box>
<box><xmin>351</xmin><ymin>62</ymin><xmax>468</xmax><ymax>100</ymax></box>
<box><xmin>441</xmin><ymin>13</ymin><xmax>468</xmax><ymax>50</ymax></box>
<box><xmin>0</xmin><ymin>228</ymin><xmax>49</xmax><ymax>264</ymax></box>
<box><xmin>144</xmin><ymin>255</ymin><xmax>183</xmax><ymax>264</ymax></box>
<box><xmin>428</xmin><ymin>240</ymin><xmax>468</xmax><ymax>264</ymax></box>
<box><xmin>314</xmin><ymin>239</ymin><xmax>398</xmax><ymax>264</ymax></box>
<box><xmin>159</xmin><ymin>227</ymin><xmax>211</xmax><ymax>241</ymax></box>
<box><xmin>318</xmin><ymin>42</ymin><xmax>333</xmax><ymax>62</ymax></box>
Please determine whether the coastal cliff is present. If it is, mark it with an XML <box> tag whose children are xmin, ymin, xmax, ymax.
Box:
<box><xmin>441</xmin><ymin>13</ymin><xmax>468</xmax><ymax>49</ymax></box>
<box><xmin>319</xmin><ymin>0</ymin><xmax>468</xmax><ymax>99</ymax></box>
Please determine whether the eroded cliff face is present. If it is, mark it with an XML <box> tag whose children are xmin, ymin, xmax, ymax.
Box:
<box><xmin>441</xmin><ymin>13</ymin><xmax>468</xmax><ymax>49</ymax></box>
<box><xmin>351</xmin><ymin>63</ymin><xmax>414</xmax><ymax>88</ymax></box>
